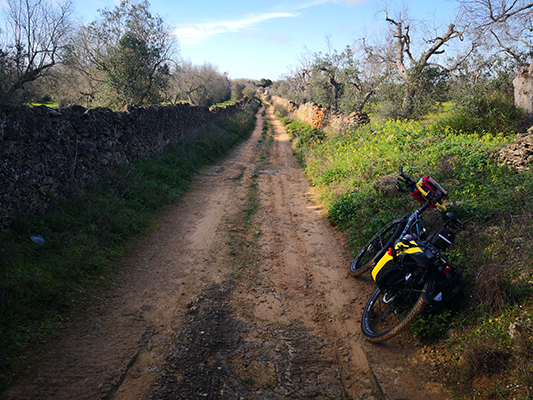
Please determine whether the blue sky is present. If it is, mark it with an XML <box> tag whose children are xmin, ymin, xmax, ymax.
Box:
<box><xmin>73</xmin><ymin>0</ymin><xmax>460</xmax><ymax>81</ymax></box>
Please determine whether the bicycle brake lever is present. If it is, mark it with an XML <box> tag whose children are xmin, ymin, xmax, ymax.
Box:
<box><xmin>395</xmin><ymin>178</ymin><xmax>410</xmax><ymax>193</ymax></box>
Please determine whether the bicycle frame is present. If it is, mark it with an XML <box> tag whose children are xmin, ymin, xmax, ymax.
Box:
<box><xmin>349</xmin><ymin>201</ymin><xmax>433</xmax><ymax>277</ymax></box>
<box><xmin>398</xmin><ymin>201</ymin><xmax>432</xmax><ymax>241</ymax></box>
<box><xmin>350</xmin><ymin>167</ymin><xmax>463</xmax><ymax>278</ymax></box>
<box><xmin>357</xmin><ymin>167</ymin><xmax>465</xmax><ymax>342</ymax></box>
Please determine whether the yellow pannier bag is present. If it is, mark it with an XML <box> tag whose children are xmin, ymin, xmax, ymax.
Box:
<box><xmin>372</xmin><ymin>240</ymin><xmax>429</xmax><ymax>291</ymax></box>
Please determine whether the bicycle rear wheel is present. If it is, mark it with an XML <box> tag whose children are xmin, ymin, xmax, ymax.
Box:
<box><xmin>361</xmin><ymin>277</ymin><xmax>426</xmax><ymax>343</ymax></box>
<box><xmin>349</xmin><ymin>219</ymin><xmax>404</xmax><ymax>277</ymax></box>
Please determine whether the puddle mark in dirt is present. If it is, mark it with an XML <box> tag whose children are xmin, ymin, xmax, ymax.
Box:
<box><xmin>150</xmin><ymin>281</ymin><xmax>350</xmax><ymax>400</ymax></box>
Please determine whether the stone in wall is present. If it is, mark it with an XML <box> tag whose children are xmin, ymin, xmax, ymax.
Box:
<box><xmin>327</xmin><ymin>110</ymin><xmax>370</xmax><ymax>132</ymax></box>
<box><xmin>270</xmin><ymin>95</ymin><xmax>369</xmax><ymax>131</ymax></box>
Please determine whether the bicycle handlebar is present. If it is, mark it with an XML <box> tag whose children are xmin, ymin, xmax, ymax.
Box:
<box><xmin>395</xmin><ymin>167</ymin><xmax>417</xmax><ymax>193</ymax></box>
<box><xmin>395</xmin><ymin>167</ymin><xmax>448</xmax><ymax>212</ymax></box>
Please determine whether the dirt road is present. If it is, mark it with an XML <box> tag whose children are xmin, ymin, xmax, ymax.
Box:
<box><xmin>1</xmin><ymin>106</ymin><xmax>451</xmax><ymax>399</ymax></box>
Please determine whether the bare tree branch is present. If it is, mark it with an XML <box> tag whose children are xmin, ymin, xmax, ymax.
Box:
<box><xmin>459</xmin><ymin>0</ymin><xmax>533</xmax><ymax>66</ymax></box>
<box><xmin>1</xmin><ymin>0</ymin><xmax>74</xmax><ymax>101</ymax></box>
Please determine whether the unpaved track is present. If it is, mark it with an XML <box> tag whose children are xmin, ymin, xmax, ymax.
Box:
<box><xmin>1</xmin><ymin>106</ymin><xmax>451</xmax><ymax>399</ymax></box>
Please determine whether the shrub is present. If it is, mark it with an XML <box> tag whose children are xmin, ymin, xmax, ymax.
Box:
<box><xmin>445</xmin><ymin>309</ymin><xmax>533</xmax><ymax>398</ymax></box>
<box><xmin>437</xmin><ymin>88</ymin><xmax>526</xmax><ymax>135</ymax></box>
<box><xmin>410</xmin><ymin>309</ymin><xmax>453</xmax><ymax>341</ymax></box>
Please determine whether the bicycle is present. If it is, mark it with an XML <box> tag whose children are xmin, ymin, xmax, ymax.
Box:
<box><xmin>349</xmin><ymin>167</ymin><xmax>461</xmax><ymax>277</ymax></box>
<box><xmin>351</xmin><ymin>168</ymin><xmax>464</xmax><ymax>342</ymax></box>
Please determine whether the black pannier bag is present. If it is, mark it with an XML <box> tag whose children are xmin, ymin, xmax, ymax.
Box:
<box><xmin>427</xmin><ymin>226</ymin><xmax>456</xmax><ymax>250</ymax></box>
<box><xmin>372</xmin><ymin>239</ymin><xmax>430</xmax><ymax>291</ymax></box>
<box><xmin>427</xmin><ymin>212</ymin><xmax>463</xmax><ymax>250</ymax></box>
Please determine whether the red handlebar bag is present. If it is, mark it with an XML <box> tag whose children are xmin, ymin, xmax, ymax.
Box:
<box><xmin>411</xmin><ymin>175</ymin><xmax>447</xmax><ymax>208</ymax></box>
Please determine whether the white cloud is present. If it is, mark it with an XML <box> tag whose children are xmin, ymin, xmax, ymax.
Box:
<box><xmin>174</xmin><ymin>12</ymin><xmax>299</xmax><ymax>46</ymax></box>
<box><xmin>288</xmin><ymin>0</ymin><xmax>330</xmax><ymax>10</ymax></box>
<box><xmin>285</xmin><ymin>0</ymin><xmax>368</xmax><ymax>9</ymax></box>
<box><xmin>339</xmin><ymin>0</ymin><xmax>368</xmax><ymax>4</ymax></box>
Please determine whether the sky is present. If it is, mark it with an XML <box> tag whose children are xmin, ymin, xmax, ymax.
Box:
<box><xmin>72</xmin><ymin>0</ymin><xmax>461</xmax><ymax>81</ymax></box>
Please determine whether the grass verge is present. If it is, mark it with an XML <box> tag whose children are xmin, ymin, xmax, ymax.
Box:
<box><xmin>0</xmin><ymin>100</ymin><xmax>260</xmax><ymax>391</ymax></box>
<box><xmin>280</xmin><ymin>114</ymin><xmax>533</xmax><ymax>399</ymax></box>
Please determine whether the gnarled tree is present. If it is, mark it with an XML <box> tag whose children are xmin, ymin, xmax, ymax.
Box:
<box><xmin>459</xmin><ymin>0</ymin><xmax>533</xmax><ymax>120</ymax></box>
<box><xmin>363</xmin><ymin>7</ymin><xmax>472</xmax><ymax>119</ymax></box>
<box><xmin>311</xmin><ymin>43</ymin><xmax>385</xmax><ymax>114</ymax></box>
<box><xmin>168</xmin><ymin>61</ymin><xmax>231</xmax><ymax>107</ymax></box>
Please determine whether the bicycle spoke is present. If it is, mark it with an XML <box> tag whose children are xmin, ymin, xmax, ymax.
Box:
<box><xmin>361</xmin><ymin>275</ymin><xmax>427</xmax><ymax>342</ymax></box>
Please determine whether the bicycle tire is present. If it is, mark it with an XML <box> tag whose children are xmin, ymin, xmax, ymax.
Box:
<box><xmin>360</xmin><ymin>281</ymin><xmax>427</xmax><ymax>343</ymax></box>
<box><xmin>349</xmin><ymin>219</ymin><xmax>405</xmax><ymax>277</ymax></box>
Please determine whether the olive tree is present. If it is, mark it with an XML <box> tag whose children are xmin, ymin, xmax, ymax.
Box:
<box><xmin>356</xmin><ymin>2</ymin><xmax>485</xmax><ymax>120</ymax></box>
<box><xmin>276</xmin><ymin>42</ymin><xmax>382</xmax><ymax>115</ymax></box>
<box><xmin>309</xmin><ymin>39</ymin><xmax>347</xmax><ymax>111</ymax></box>
<box><xmin>278</xmin><ymin>52</ymin><xmax>313</xmax><ymax>104</ymax></box>
<box><xmin>105</xmin><ymin>31</ymin><xmax>170</xmax><ymax>105</ymax></box>
<box><xmin>168</xmin><ymin>61</ymin><xmax>231</xmax><ymax>106</ymax></box>
<box><xmin>70</xmin><ymin>0</ymin><xmax>176</xmax><ymax>108</ymax></box>
<box><xmin>311</xmin><ymin>38</ymin><xmax>389</xmax><ymax>114</ymax></box>
<box><xmin>373</xmin><ymin>10</ymin><xmax>469</xmax><ymax>118</ymax></box>
<box><xmin>458</xmin><ymin>0</ymin><xmax>533</xmax><ymax>119</ymax></box>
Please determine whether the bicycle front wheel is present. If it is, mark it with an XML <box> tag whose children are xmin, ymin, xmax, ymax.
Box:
<box><xmin>360</xmin><ymin>279</ymin><xmax>426</xmax><ymax>343</ymax></box>
<box><xmin>349</xmin><ymin>219</ymin><xmax>404</xmax><ymax>277</ymax></box>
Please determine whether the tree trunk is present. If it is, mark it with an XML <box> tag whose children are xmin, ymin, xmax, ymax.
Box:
<box><xmin>355</xmin><ymin>89</ymin><xmax>375</xmax><ymax>113</ymax></box>
<box><xmin>401</xmin><ymin>82</ymin><xmax>415</xmax><ymax>119</ymax></box>
<box><xmin>513</xmin><ymin>61</ymin><xmax>533</xmax><ymax>122</ymax></box>
<box><xmin>328</xmin><ymin>76</ymin><xmax>341</xmax><ymax>111</ymax></box>
<box><xmin>187</xmin><ymin>91</ymin><xmax>197</xmax><ymax>106</ymax></box>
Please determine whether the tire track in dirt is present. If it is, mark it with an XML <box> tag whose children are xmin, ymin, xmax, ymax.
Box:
<box><xmin>267</xmin><ymin>107</ymin><xmax>452</xmax><ymax>400</ymax></box>
<box><xmin>149</xmin><ymin>106</ymin><xmax>375</xmax><ymax>399</ymax></box>
<box><xmin>1</xmin><ymin>104</ymin><xmax>452</xmax><ymax>400</ymax></box>
<box><xmin>251</xmin><ymin>107</ymin><xmax>375</xmax><ymax>398</ymax></box>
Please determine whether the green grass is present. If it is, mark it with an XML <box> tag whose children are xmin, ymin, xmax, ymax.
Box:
<box><xmin>421</xmin><ymin>101</ymin><xmax>453</xmax><ymax>123</ymax></box>
<box><xmin>283</xmin><ymin>117</ymin><xmax>533</xmax><ymax>234</ymax></box>
<box><xmin>0</xmin><ymin>100</ymin><xmax>260</xmax><ymax>390</ymax></box>
<box><xmin>212</xmin><ymin>98</ymin><xmax>244</xmax><ymax>107</ymax></box>
<box><xmin>26</xmin><ymin>102</ymin><xmax>59</xmax><ymax>108</ymax></box>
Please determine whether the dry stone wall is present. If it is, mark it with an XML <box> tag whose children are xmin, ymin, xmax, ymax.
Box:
<box><xmin>0</xmin><ymin>100</ymin><xmax>246</xmax><ymax>228</ymax></box>
<box><xmin>270</xmin><ymin>96</ymin><xmax>369</xmax><ymax>131</ymax></box>
<box><xmin>270</xmin><ymin>96</ymin><xmax>298</xmax><ymax>116</ymax></box>
<box><xmin>499</xmin><ymin>126</ymin><xmax>533</xmax><ymax>170</ymax></box>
